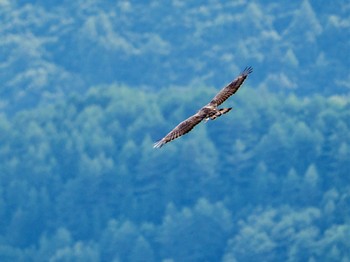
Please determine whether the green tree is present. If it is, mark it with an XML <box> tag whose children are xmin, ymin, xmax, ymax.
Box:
<box><xmin>281</xmin><ymin>168</ymin><xmax>302</xmax><ymax>205</ymax></box>
<box><xmin>128</xmin><ymin>236</ymin><xmax>155</xmax><ymax>262</ymax></box>
<box><xmin>316</xmin><ymin>224</ymin><xmax>350</xmax><ymax>261</ymax></box>
<box><xmin>301</xmin><ymin>164</ymin><xmax>321</xmax><ymax>204</ymax></box>
<box><xmin>291</xmin><ymin>121</ymin><xmax>322</xmax><ymax>172</ymax></box>
<box><xmin>99</xmin><ymin>220</ymin><xmax>140</xmax><ymax>262</ymax></box>
<box><xmin>49</xmin><ymin>242</ymin><xmax>100</xmax><ymax>262</ymax></box>
<box><xmin>224</xmin><ymin>207</ymin><xmax>322</xmax><ymax>262</ymax></box>
<box><xmin>159</xmin><ymin>198</ymin><xmax>232</xmax><ymax>262</ymax></box>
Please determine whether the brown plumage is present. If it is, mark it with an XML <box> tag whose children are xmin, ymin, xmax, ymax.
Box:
<box><xmin>153</xmin><ymin>66</ymin><xmax>253</xmax><ymax>148</ymax></box>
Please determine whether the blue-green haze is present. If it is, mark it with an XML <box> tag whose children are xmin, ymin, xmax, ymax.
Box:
<box><xmin>0</xmin><ymin>1</ymin><xmax>349</xmax><ymax>261</ymax></box>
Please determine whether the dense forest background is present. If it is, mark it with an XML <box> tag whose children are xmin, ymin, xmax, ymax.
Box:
<box><xmin>1</xmin><ymin>0</ymin><xmax>349</xmax><ymax>261</ymax></box>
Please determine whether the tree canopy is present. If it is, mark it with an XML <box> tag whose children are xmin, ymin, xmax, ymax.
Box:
<box><xmin>0</xmin><ymin>84</ymin><xmax>349</xmax><ymax>261</ymax></box>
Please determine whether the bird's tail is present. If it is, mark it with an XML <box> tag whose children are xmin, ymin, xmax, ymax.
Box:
<box><xmin>153</xmin><ymin>139</ymin><xmax>166</xmax><ymax>148</ymax></box>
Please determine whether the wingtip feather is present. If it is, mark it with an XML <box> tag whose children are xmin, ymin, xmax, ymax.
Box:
<box><xmin>242</xmin><ymin>66</ymin><xmax>253</xmax><ymax>75</ymax></box>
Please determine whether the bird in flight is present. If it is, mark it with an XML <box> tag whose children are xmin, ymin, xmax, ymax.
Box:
<box><xmin>153</xmin><ymin>66</ymin><xmax>253</xmax><ymax>148</ymax></box>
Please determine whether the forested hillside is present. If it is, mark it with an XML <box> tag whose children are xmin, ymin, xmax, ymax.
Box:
<box><xmin>1</xmin><ymin>0</ymin><xmax>349</xmax><ymax>114</ymax></box>
<box><xmin>0</xmin><ymin>85</ymin><xmax>349</xmax><ymax>261</ymax></box>
<box><xmin>1</xmin><ymin>0</ymin><xmax>350</xmax><ymax>261</ymax></box>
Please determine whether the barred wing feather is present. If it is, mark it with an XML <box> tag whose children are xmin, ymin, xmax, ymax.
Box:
<box><xmin>209</xmin><ymin>66</ymin><xmax>253</xmax><ymax>106</ymax></box>
<box><xmin>153</xmin><ymin>113</ymin><xmax>205</xmax><ymax>148</ymax></box>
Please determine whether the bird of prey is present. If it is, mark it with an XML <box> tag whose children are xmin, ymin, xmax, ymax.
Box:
<box><xmin>153</xmin><ymin>66</ymin><xmax>253</xmax><ymax>148</ymax></box>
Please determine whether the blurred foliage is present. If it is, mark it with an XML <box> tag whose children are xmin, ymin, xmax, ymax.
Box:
<box><xmin>1</xmin><ymin>1</ymin><xmax>350</xmax><ymax>114</ymax></box>
<box><xmin>0</xmin><ymin>83</ymin><xmax>349</xmax><ymax>261</ymax></box>
<box><xmin>1</xmin><ymin>1</ymin><xmax>349</xmax><ymax>260</ymax></box>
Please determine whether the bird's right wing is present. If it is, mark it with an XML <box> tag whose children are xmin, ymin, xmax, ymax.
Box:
<box><xmin>209</xmin><ymin>66</ymin><xmax>253</xmax><ymax>106</ymax></box>
<box><xmin>153</xmin><ymin>112</ymin><xmax>205</xmax><ymax>148</ymax></box>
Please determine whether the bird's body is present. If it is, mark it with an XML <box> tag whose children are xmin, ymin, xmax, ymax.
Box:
<box><xmin>153</xmin><ymin>66</ymin><xmax>253</xmax><ymax>148</ymax></box>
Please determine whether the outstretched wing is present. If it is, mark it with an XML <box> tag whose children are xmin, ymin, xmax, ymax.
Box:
<box><xmin>153</xmin><ymin>112</ymin><xmax>205</xmax><ymax>148</ymax></box>
<box><xmin>209</xmin><ymin>66</ymin><xmax>253</xmax><ymax>106</ymax></box>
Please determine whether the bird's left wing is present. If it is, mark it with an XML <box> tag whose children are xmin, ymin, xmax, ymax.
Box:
<box><xmin>209</xmin><ymin>66</ymin><xmax>253</xmax><ymax>106</ymax></box>
<box><xmin>153</xmin><ymin>112</ymin><xmax>205</xmax><ymax>148</ymax></box>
